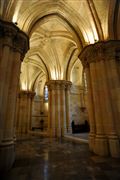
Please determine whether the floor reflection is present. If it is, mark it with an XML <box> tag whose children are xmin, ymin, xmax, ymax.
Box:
<box><xmin>43</xmin><ymin>150</ymin><xmax>49</xmax><ymax>180</ymax></box>
<box><xmin>1</xmin><ymin>136</ymin><xmax>120</xmax><ymax>180</ymax></box>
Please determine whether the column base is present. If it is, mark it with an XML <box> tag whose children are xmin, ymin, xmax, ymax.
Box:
<box><xmin>48</xmin><ymin>128</ymin><xmax>56</xmax><ymax>137</ymax></box>
<box><xmin>49</xmin><ymin>128</ymin><xmax>66</xmax><ymax>137</ymax></box>
<box><xmin>94</xmin><ymin>135</ymin><xmax>109</xmax><ymax>156</ymax></box>
<box><xmin>56</xmin><ymin>128</ymin><xmax>62</xmax><ymax>137</ymax></box>
<box><xmin>108</xmin><ymin>135</ymin><xmax>120</xmax><ymax>158</ymax></box>
<box><xmin>89</xmin><ymin>133</ymin><xmax>95</xmax><ymax>151</ymax></box>
<box><xmin>66</xmin><ymin>126</ymin><xmax>72</xmax><ymax>134</ymax></box>
<box><xmin>0</xmin><ymin>141</ymin><xmax>15</xmax><ymax>173</ymax></box>
<box><xmin>59</xmin><ymin>127</ymin><xmax>66</xmax><ymax>137</ymax></box>
<box><xmin>16</xmin><ymin>131</ymin><xmax>31</xmax><ymax>140</ymax></box>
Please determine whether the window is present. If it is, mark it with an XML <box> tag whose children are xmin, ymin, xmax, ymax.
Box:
<box><xmin>44</xmin><ymin>85</ymin><xmax>48</xmax><ymax>101</ymax></box>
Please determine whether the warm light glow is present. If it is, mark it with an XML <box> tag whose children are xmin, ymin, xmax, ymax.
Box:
<box><xmin>61</xmin><ymin>72</ymin><xmax>63</xmax><ymax>79</ymax></box>
<box><xmin>12</xmin><ymin>12</ymin><xmax>18</xmax><ymax>23</ymax></box>
<box><xmin>91</xmin><ymin>21</ymin><xmax>99</xmax><ymax>43</ymax></box>
<box><xmin>82</xmin><ymin>29</ymin><xmax>99</xmax><ymax>44</ymax></box>
<box><xmin>51</xmin><ymin>70</ymin><xmax>63</xmax><ymax>80</ymax></box>
<box><xmin>21</xmin><ymin>82</ymin><xmax>27</xmax><ymax>90</ymax></box>
<box><xmin>88</xmin><ymin>31</ymin><xmax>95</xmax><ymax>44</ymax></box>
<box><xmin>44</xmin><ymin>102</ymin><xmax>48</xmax><ymax>111</ymax></box>
<box><xmin>12</xmin><ymin>0</ymin><xmax>22</xmax><ymax>23</ymax></box>
<box><xmin>82</xmin><ymin>31</ymin><xmax>90</xmax><ymax>44</ymax></box>
<box><xmin>51</xmin><ymin>70</ymin><xmax>56</xmax><ymax>80</ymax></box>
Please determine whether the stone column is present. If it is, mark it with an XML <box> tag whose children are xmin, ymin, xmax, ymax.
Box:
<box><xmin>16</xmin><ymin>91</ymin><xmax>35</xmax><ymax>137</ymax></box>
<box><xmin>104</xmin><ymin>42</ymin><xmax>120</xmax><ymax>157</ymax></box>
<box><xmin>48</xmin><ymin>84</ymin><xmax>56</xmax><ymax>137</ymax></box>
<box><xmin>47</xmin><ymin>80</ymin><xmax>72</xmax><ymax>137</ymax></box>
<box><xmin>84</xmin><ymin>65</ymin><xmax>96</xmax><ymax>151</ymax></box>
<box><xmin>0</xmin><ymin>20</ymin><xmax>29</xmax><ymax>172</ymax></box>
<box><xmin>90</xmin><ymin>61</ymin><xmax>108</xmax><ymax>156</ymax></box>
<box><xmin>80</xmin><ymin>40</ymin><xmax>120</xmax><ymax>157</ymax></box>
<box><xmin>60</xmin><ymin>83</ymin><xmax>66</xmax><ymax>136</ymax></box>
<box><xmin>65</xmin><ymin>81</ymin><xmax>72</xmax><ymax>133</ymax></box>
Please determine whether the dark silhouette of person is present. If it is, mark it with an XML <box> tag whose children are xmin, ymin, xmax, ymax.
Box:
<box><xmin>85</xmin><ymin>120</ymin><xmax>90</xmax><ymax>132</ymax></box>
<box><xmin>40</xmin><ymin>119</ymin><xmax>44</xmax><ymax>131</ymax></box>
<box><xmin>71</xmin><ymin>120</ymin><xmax>75</xmax><ymax>133</ymax></box>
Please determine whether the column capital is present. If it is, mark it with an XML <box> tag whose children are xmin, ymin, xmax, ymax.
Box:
<box><xmin>18</xmin><ymin>90</ymin><xmax>35</xmax><ymax>98</ymax></box>
<box><xmin>0</xmin><ymin>19</ymin><xmax>29</xmax><ymax>60</ymax></box>
<box><xmin>46</xmin><ymin>80</ymin><xmax>72</xmax><ymax>91</ymax></box>
<box><xmin>79</xmin><ymin>40</ymin><xmax>120</xmax><ymax>67</ymax></box>
<box><xmin>65</xmin><ymin>81</ymin><xmax>72</xmax><ymax>91</ymax></box>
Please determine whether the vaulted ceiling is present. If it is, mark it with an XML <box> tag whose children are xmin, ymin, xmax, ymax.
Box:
<box><xmin>1</xmin><ymin>0</ymin><xmax>120</xmax><ymax>94</ymax></box>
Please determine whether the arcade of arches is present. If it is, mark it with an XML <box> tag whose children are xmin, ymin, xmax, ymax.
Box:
<box><xmin>0</xmin><ymin>0</ymin><xmax>120</xmax><ymax>173</ymax></box>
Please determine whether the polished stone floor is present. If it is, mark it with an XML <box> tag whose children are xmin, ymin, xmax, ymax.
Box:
<box><xmin>1</xmin><ymin>136</ymin><xmax>120</xmax><ymax>180</ymax></box>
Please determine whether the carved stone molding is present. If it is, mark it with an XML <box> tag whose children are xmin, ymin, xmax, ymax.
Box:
<box><xmin>79</xmin><ymin>40</ymin><xmax>120</xmax><ymax>67</ymax></box>
<box><xmin>0</xmin><ymin>19</ymin><xmax>29</xmax><ymax>60</ymax></box>
<box><xmin>47</xmin><ymin>80</ymin><xmax>72</xmax><ymax>91</ymax></box>
<box><xmin>65</xmin><ymin>81</ymin><xmax>72</xmax><ymax>91</ymax></box>
<box><xmin>18</xmin><ymin>90</ymin><xmax>35</xmax><ymax>98</ymax></box>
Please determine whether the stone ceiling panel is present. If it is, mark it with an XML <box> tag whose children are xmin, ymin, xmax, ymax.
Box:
<box><xmin>2</xmin><ymin>0</ymin><xmax>119</xmax><ymax>91</ymax></box>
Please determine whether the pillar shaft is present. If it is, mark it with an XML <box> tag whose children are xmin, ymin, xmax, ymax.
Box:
<box><xmin>56</xmin><ymin>87</ymin><xmax>61</xmax><ymax>136</ymax></box>
<box><xmin>47</xmin><ymin>80</ymin><xmax>72</xmax><ymax>137</ymax></box>
<box><xmin>80</xmin><ymin>40</ymin><xmax>120</xmax><ymax>157</ymax></box>
<box><xmin>90</xmin><ymin>61</ymin><xmax>108</xmax><ymax>156</ymax></box>
<box><xmin>0</xmin><ymin>20</ymin><xmax>29</xmax><ymax>172</ymax></box>
<box><xmin>60</xmin><ymin>84</ymin><xmax>66</xmax><ymax>136</ymax></box>
<box><xmin>85</xmin><ymin>66</ymin><xmax>95</xmax><ymax>151</ymax></box>
<box><xmin>65</xmin><ymin>83</ymin><xmax>72</xmax><ymax>133</ymax></box>
<box><xmin>16</xmin><ymin>91</ymin><xmax>35</xmax><ymax>136</ymax></box>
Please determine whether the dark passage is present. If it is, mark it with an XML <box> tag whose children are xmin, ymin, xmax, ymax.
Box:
<box><xmin>1</xmin><ymin>137</ymin><xmax>120</xmax><ymax>180</ymax></box>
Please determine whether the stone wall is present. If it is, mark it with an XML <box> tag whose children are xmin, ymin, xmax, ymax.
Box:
<box><xmin>70</xmin><ymin>85</ymin><xmax>88</xmax><ymax>125</ymax></box>
<box><xmin>31</xmin><ymin>95</ymin><xmax>48</xmax><ymax>131</ymax></box>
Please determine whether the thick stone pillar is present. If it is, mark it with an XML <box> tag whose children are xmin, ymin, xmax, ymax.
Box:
<box><xmin>16</xmin><ymin>91</ymin><xmax>35</xmax><ymax>137</ymax></box>
<box><xmin>84</xmin><ymin>66</ymin><xmax>96</xmax><ymax>151</ymax></box>
<box><xmin>0</xmin><ymin>20</ymin><xmax>29</xmax><ymax>172</ymax></box>
<box><xmin>47</xmin><ymin>80</ymin><xmax>72</xmax><ymax>137</ymax></box>
<box><xmin>80</xmin><ymin>40</ymin><xmax>120</xmax><ymax>157</ymax></box>
<box><xmin>90</xmin><ymin>60</ymin><xmax>108</xmax><ymax>156</ymax></box>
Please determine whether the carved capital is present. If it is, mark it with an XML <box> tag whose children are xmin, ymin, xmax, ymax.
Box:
<box><xmin>13</xmin><ymin>31</ymin><xmax>29</xmax><ymax>60</ymax></box>
<box><xmin>103</xmin><ymin>40</ymin><xmax>120</xmax><ymax>61</ymax></box>
<box><xmin>47</xmin><ymin>80</ymin><xmax>72</xmax><ymax>91</ymax></box>
<box><xmin>0</xmin><ymin>19</ymin><xmax>29</xmax><ymax>60</ymax></box>
<box><xmin>79</xmin><ymin>40</ymin><xmax>120</xmax><ymax>67</ymax></box>
<box><xmin>65</xmin><ymin>81</ymin><xmax>72</xmax><ymax>91</ymax></box>
<box><xmin>18</xmin><ymin>90</ymin><xmax>35</xmax><ymax>99</ymax></box>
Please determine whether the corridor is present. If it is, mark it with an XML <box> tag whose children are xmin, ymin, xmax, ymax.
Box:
<box><xmin>1</xmin><ymin>137</ymin><xmax>120</xmax><ymax>180</ymax></box>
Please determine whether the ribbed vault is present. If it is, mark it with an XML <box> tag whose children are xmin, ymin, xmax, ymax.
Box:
<box><xmin>1</xmin><ymin>0</ymin><xmax>120</xmax><ymax>93</ymax></box>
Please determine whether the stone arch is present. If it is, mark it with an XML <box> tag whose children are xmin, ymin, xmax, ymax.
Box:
<box><xmin>17</xmin><ymin>2</ymin><xmax>85</xmax><ymax>48</ymax></box>
<box><xmin>108</xmin><ymin>0</ymin><xmax>119</xmax><ymax>39</ymax></box>
<box><xmin>26</xmin><ymin>51</ymin><xmax>50</xmax><ymax>81</ymax></box>
<box><xmin>27</xmin><ymin>13</ymin><xmax>83</xmax><ymax>50</ymax></box>
<box><xmin>66</xmin><ymin>49</ymin><xmax>80</xmax><ymax>81</ymax></box>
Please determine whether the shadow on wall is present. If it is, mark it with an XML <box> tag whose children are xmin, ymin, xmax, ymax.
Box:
<box><xmin>71</xmin><ymin>107</ymin><xmax>90</xmax><ymax>134</ymax></box>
